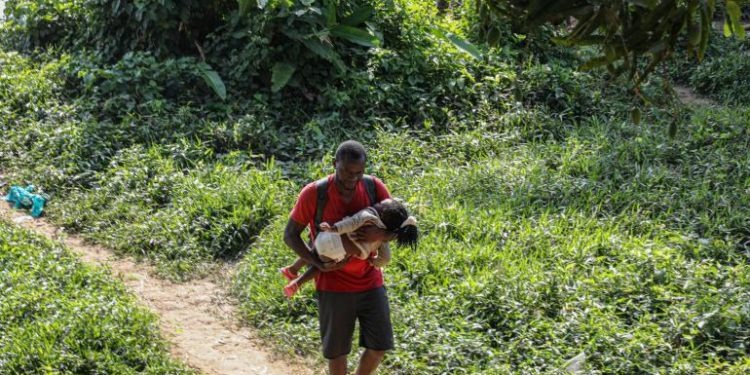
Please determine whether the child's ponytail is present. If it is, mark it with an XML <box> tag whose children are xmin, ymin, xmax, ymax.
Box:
<box><xmin>379</xmin><ymin>200</ymin><xmax>420</xmax><ymax>251</ymax></box>
<box><xmin>394</xmin><ymin>223</ymin><xmax>419</xmax><ymax>251</ymax></box>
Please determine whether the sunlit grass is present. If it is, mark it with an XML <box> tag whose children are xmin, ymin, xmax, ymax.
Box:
<box><xmin>233</xmin><ymin>111</ymin><xmax>750</xmax><ymax>373</ymax></box>
<box><xmin>0</xmin><ymin>221</ymin><xmax>193</xmax><ymax>374</ymax></box>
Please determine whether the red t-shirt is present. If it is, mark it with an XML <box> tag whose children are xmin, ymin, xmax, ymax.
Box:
<box><xmin>289</xmin><ymin>174</ymin><xmax>391</xmax><ymax>292</ymax></box>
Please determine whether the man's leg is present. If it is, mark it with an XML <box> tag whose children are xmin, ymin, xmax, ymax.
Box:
<box><xmin>355</xmin><ymin>349</ymin><xmax>386</xmax><ymax>375</ymax></box>
<box><xmin>355</xmin><ymin>287</ymin><xmax>394</xmax><ymax>375</ymax></box>
<box><xmin>318</xmin><ymin>291</ymin><xmax>356</xmax><ymax>374</ymax></box>
<box><xmin>329</xmin><ymin>354</ymin><xmax>348</xmax><ymax>375</ymax></box>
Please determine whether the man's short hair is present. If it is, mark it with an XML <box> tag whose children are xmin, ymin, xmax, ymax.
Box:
<box><xmin>335</xmin><ymin>140</ymin><xmax>366</xmax><ymax>162</ymax></box>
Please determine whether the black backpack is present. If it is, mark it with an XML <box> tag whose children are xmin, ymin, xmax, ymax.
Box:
<box><xmin>314</xmin><ymin>175</ymin><xmax>377</xmax><ymax>233</ymax></box>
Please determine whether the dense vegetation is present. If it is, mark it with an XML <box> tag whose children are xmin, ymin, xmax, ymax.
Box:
<box><xmin>0</xmin><ymin>221</ymin><xmax>193</xmax><ymax>374</ymax></box>
<box><xmin>669</xmin><ymin>30</ymin><xmax>750</xmax><ymax>105</ymax></box>
<box><xmin>1</xmin><ymin>0</ymin><xmax>749</xmax><ymax>373</ymax></box>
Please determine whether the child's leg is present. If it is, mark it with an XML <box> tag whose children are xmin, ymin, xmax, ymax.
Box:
<box><xmin>288</xmin><ymin>257</ymin><xmax>307</xmax><ymax>274</ymax></box>
<box><xmin>284</xmin><ymin>266</ymin><xmax>319</xmax><ymax>298</ymax></box>
<box><xmin>295</xmin><ymin>266</ymin><xmax>320</xmax><ymax>286</ymax></box>
<box><xmin>280</xmin><ymin>257</ymin><xmax>308</xmax><ymax>281</ymax></box>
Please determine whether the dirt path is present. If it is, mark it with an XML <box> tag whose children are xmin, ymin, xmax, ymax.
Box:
<box><xmin>0</xmin><ymin>204</ymin><xmax>317</xmax><ymax>375</ymax></box>
<box><xmin>673</xmin><ymin>85</ymin><xmax>714</xmax><ymax>107</ymax></box>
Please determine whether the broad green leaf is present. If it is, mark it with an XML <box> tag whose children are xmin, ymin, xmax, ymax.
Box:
<box><xmin>271</xmin><ymin>62</ymin><xmax>296</xmax><ymax>93</ymax></box>
<box><xmin>698</xmin><ymin>2</ymin><xmax>711</xmax><ymax>60</ymax></box>
<box><xmin>430</xmin><ymin>28</ymin><xmax>482</xmax><ymax>60</ymax></box>
<box><xmin>630</xmin><ymin>106</ymin><xmax>641</xmax><ymax>125</ymax></box>
<box><xmin>342</xmin><ymin>6</ymin><xmax>374</xmax><ymax>26</ymax></box>
<box><xmin>301</xmin><ymin>38</ymin><xmax>346</xmax><ymax>72</ymax></box>
<box><xmin>444</xmin><ymin>32</ymin><xmax>482</xmax><ymax>60</ymax></box>
<box><xmin>324</xmin><ymin>0</ymin><xmax>337</xmax><ymax>27</ymax></box>
<box><xmin>579</xmin><ymin>56</ymin><xmax>610</xmax><ymax>71</ymax></box>
<box><xmin>487</xmin><ymin>27</ymin><xmax>501</xmax><ymax>45</ymax></box>
<box><xmin>668</xmin><ymin>120</ymin><xmax>677</xmax><ymax>139</ymax></box>
<box><xmin>724</xmin><ymin>21</ymin><xmax>732</xmax><ymax>38</ymax></box>
<box><xmin>237</xmin><ymin>0</ymin><xmax>255</xmax><ymax>16</ymax></box>
<box><xmin>198</xmin><ymin>63</ymin><xmax>226</xmax><ymax>101</ymax></box>
<box><xmin>330</xmin><ymin>25</ymin><xmax>380</xmax><ymax>47</ymax></box>
<box><xmin>626</xmin><ymin>0</ymin><xmax>656</xmax><ymax>9</ymax></box>
<box><xmin>687</xmin><ymin>20</ymin><xmax>701</xmax><ymax>49</ymax></box>
<box><xmin>725</xmin><ymin>1</ymin><xmax>745</xmax><ymax>39</ymax></box>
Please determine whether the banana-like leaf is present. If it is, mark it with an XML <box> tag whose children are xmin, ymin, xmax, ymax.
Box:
<box><xmin>725</xmin><ymin>1</ymin><xmax>746</xmax><ymax>39</ymax></box>
<box><xmin>430</xmin><ymin>28</ymin><xmax>482</xmax><ymax>60</ymax></box>
<box><xmin>271</xmin><ymin>62</ymin><xmax>296</xmax><ymax>93</ymax></box>
<box><xmin>330</xmin><ymin>25</ymin><xmax>380</xmax><ymax>47</ymax></box>
<box><xmin>342</xmin><ymin>6</ymin><xmax>374</xmax><ymax>26</ymax></box>
<box><xmin>198</xmin><ymin>63</ymin><xmax>227</xmax><ymax>100</ymax></box>
<box><xmin>301</xmin><ymin>38</ymin><xmax>346</xmax><ymax>72</ymax></box>
<box><xmin>325</xmin><ymin>0</ymin><xmax>337</xmax><ymax>27</ymax></box>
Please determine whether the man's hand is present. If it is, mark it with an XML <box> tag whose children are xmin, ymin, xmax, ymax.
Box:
<box><xmin>350</xmin><ymin>225</ymin><xmax>395</xmax><ymax>243</ymax></box>
<box><xmin>320</xmin><ymin>222</ymin><xmax>334</xmax><ymax>232</ymax></box>
<box><xmin>318</xmin><ymin>256</ymin><xmax>351</xmax><ymax>272</ymax></box>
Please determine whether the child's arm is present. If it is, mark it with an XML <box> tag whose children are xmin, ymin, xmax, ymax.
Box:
<box><xmin>370</xmin><ymin>243</ymin><xmax>391</xmax><ymax>268</ymax></box>
<box><xmin>333</xmin><ymin>210</ymin><xmax>378</xmax><ymax>234</ymax></box>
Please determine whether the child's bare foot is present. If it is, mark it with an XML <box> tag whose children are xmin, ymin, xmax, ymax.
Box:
<box><xmin>283</xmin><ymin>282</ymin><xmax>299</xmax><ymax>298</ymax></box>
<box><xmin>279</xmin><ymin>267</ymin><xmax>298</xmax><ymax>281</ymax></box>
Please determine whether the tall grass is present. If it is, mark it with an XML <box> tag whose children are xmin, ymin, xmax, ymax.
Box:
<box><xmin>1</xmin><ymin>12</ymin><xmax>749</xmax><ymax>373</ymax></box>
<box><xmin>49</xmin><ymin>145</ymin><xmax>292</xmax><ymax>279</ymax></box>
<box><xmin>233</xmin><ymin>109</ymin><xmax>750</xmax><ymax>373</ymax></box>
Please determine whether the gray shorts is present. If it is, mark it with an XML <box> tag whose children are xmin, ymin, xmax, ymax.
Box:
<box><xmin>317</xmin><ymin>286</ymin><xmax>394</xmax><ymax>359</ymax></box>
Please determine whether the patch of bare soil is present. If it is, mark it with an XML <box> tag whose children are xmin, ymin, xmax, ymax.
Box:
<box><xmin>673</xmin><ymin>85</ymin><xmax>714</xmax><ymax>107</ymax></box>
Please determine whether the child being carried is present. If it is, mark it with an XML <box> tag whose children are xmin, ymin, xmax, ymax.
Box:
<box><xmin>280</xmin><ymin>198</ymin><xmax>418</xmax><ymax>297</ymax></box>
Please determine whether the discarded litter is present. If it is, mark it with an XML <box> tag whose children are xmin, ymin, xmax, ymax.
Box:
<box><xmin>4</xmin><ymin>185</ymin><xmax>47</xmax><ymax>218</ymax></box>
<box><xmin>563</xmin><ymin>352</ymin><xmax>586</xmax><ymax>374</ymax></box>
<box><xmin>12</xmin><ymin>215</ymin><xmax>34</xmax><ymax>224</ymax></box>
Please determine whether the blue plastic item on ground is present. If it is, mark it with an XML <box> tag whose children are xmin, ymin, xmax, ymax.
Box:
<box><xmin>4</xmin><ymin>184</ymin><xmax>47</xmax><ymax>218</ymax></box>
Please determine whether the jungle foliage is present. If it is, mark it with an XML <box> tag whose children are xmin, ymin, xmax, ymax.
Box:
<box><xmin>1</xmin><ymin>1</ymin><xmax>749</xmax><ymax>374</ymax></box>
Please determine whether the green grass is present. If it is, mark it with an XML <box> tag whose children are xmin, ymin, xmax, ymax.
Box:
<box><xmin>233</xmin><ymin>109</ymin><xmax>750</xmax><ymax>374</ymax></box>
<box><xmin>0</xmin><ymin>220</ymin><xmax>193</xmax><ymax>374</ymax></box>
<box><xmin>48</xmin><ymin>145</ymin><xmax>293</xmax><ymax>279</ymax></box>
<box><xmin>668</xmin><ymin>30</ymin><xmax>750</xmax><ymax>105</ymax></box>
<box><xmin>1</xmin><ymin>15</ymin><xmax>749</xmax><ymax>374</ymax></box>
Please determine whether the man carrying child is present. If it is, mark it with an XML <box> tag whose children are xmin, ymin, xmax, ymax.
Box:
<box><xmin>283</xmin><ymin>140</ymin><xmax>395</xmax><ymax>375</ymax></box>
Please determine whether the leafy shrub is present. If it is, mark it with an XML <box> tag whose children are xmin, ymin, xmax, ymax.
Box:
<box><xmin>0</xmin><ymin>0</ymin><xmax>87</xmax><ymax>51</ymax></box>
<box><xmin>51</xmin><ymin>145</ymin><xmax>291</xmax><ymax>279</ymax></box>
<box><xmin>63</xmin><ymin>51</ymin><xmax>206</xmax><ymax>118</ymax></box>
<box><xmin>75</xmin><ymin>0</ymin><xmax>234</xmax><ymax>61</ymax></box>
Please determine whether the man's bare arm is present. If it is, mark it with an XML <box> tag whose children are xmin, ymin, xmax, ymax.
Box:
<box><xmin>283</xmin><ymin>219</ymin><xmax>350</xmax><ymax>272</ymax></box>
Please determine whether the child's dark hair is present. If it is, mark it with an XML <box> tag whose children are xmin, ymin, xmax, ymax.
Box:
<box><xmin>378</xmin><ymin>199</ymin><xmax>419</xmax><ymax>251</ymax></box>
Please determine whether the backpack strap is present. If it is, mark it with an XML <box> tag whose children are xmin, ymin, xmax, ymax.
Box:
<box><xmin>363</xmin><ymin>175</ymin><xmax>378</xmax><ymax>205</ymax></box>
<box><xmin>314</xmin><ymin>177</ymin><xmax>329</xmax><ymax>234</ymax></box>
<box><xmin>314</xmin><ymin>175</ymin><xmax>378</xmax><ymax>233</ymax></box>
